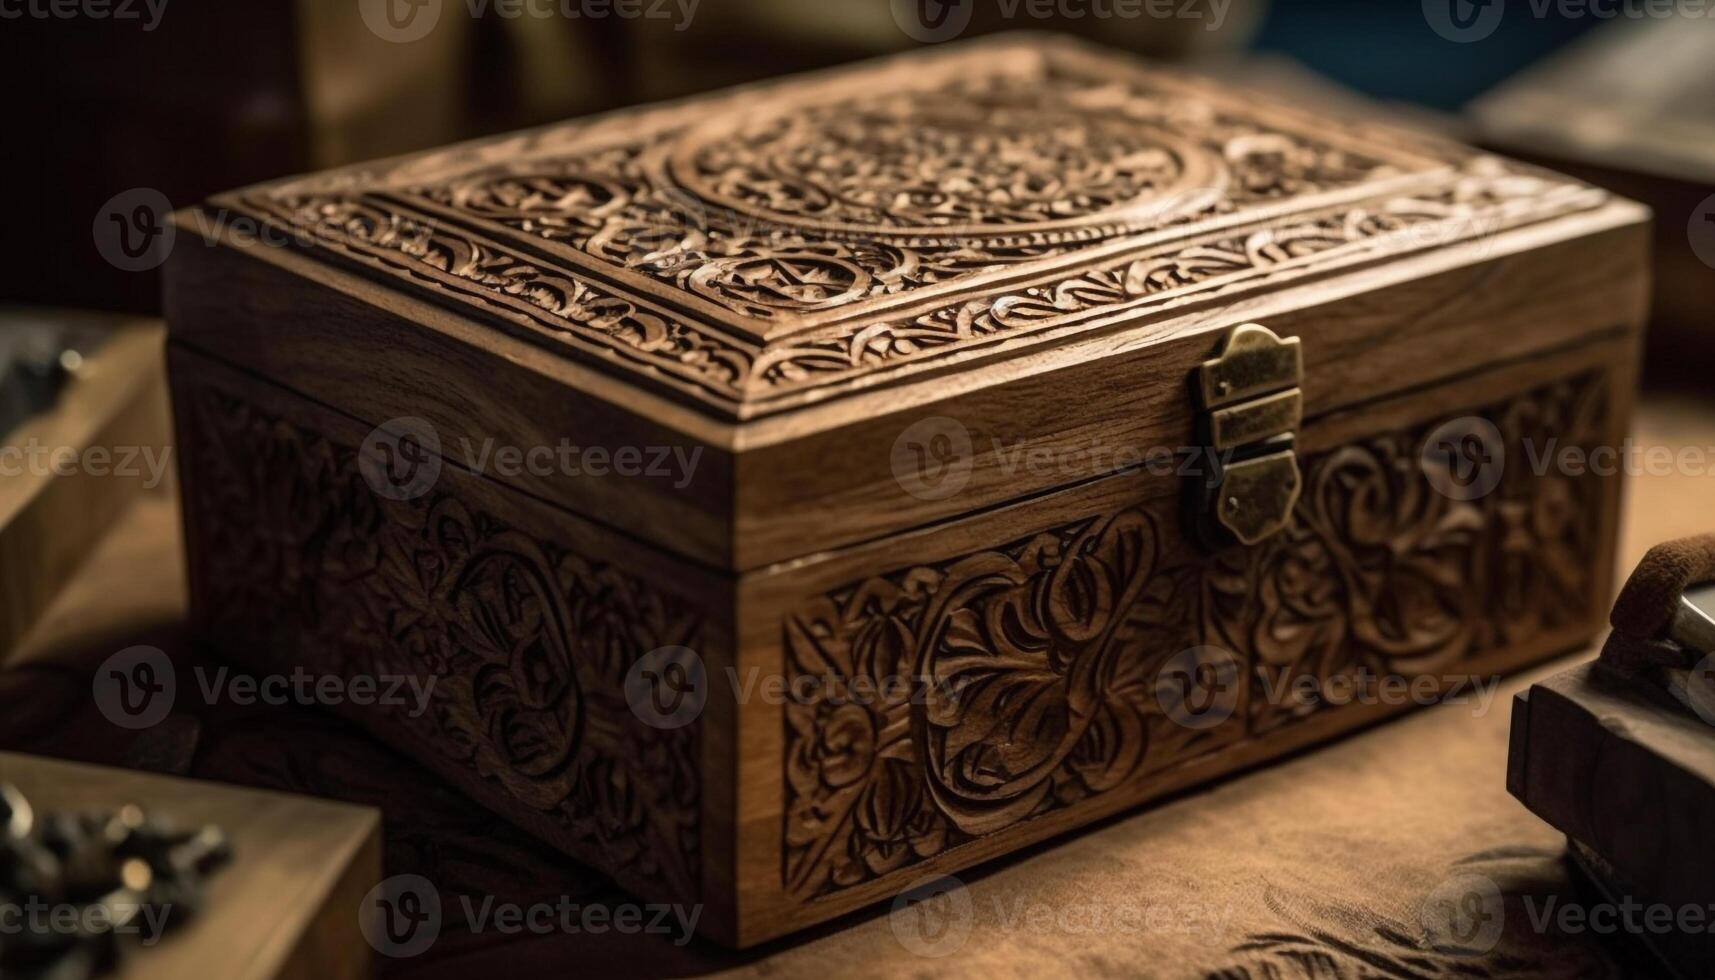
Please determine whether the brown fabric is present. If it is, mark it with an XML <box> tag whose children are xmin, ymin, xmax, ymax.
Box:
<box><xmin>1610</xmin><ymin>533</ymin><xmax>1715</xmax><ymax>637</ymax></box>
<box><xmin>1601</xmin><ymin>532</ymin><xmax>1715</xmax><ymax>676</ymax></box>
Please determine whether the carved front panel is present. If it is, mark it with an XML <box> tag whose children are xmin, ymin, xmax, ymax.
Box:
<box><xmin>215</xmin><ymin>40</ymin><xmax>1608</xmax><ymax>417</ymax></box>
<box><xmin>783</xmin><ymin>373</ymin><xmax>1608</xmax><ymax>899</ymax></box>
<box><xmin>176</xmin><ymin>379</ymin><xmax>703</xmax><ymax>903</ymax></box>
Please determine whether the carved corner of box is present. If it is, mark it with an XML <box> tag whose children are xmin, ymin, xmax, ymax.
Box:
<box><xmin>173</xmin><ymin>378</ymin><xmax>704</xmax><ymax>903</ymax></box>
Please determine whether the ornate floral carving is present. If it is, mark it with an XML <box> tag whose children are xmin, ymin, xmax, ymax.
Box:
<box><xmin>784</xmin><ymin>373</ymin><xmax>1608</xmax><ymax>898</ymax></box>
<box><xmin>783</xmin><ymin>510</ymin><xmax>1215</xmax><ymax>895</ymax></box>
<box><xmin>178</xmin><ymin>383</ymin><xmax>703</xmax><ymax>901</ymax></box>
<box><xmin>664</xmin><ymin>80</ymin><xmax>1218</xmax><ymax>237</ymax></box>
<box><xmin>217</xmin><ymin>43</ymin><xmax>1608</xmax><ymax>417</ymax></box>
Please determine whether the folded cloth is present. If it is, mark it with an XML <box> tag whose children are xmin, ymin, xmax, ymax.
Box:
<box><xmin>1600</xmin><ymin>533</ymin><xmax>1715</xmax><ymax>677</ymax></box>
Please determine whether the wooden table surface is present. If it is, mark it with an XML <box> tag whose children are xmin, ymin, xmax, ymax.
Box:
<box><xmin>8</xmin><ymin>394</ymin><xmax>1714</xmax><ymax>979</ymax></box>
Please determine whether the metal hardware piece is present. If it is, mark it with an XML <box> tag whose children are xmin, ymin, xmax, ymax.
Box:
<box><xmin>1662</xmin><ymin>582</ymin><xmax>1715</xmax><ymax>727</ymax></box>
<box><xmin>1190</xmin><ymin>324</ymin><xmax>1304</xmax><ymax>550</ymax></box>
<box><xmin>1669</xmin><ymin>583</ymin><xmax>1715</xmax><ymax>655</ymax></box>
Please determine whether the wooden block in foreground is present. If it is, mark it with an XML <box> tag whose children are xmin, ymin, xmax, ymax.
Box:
<box><xmin>0</xmin><ymin>751</ymin><xmax>382</xmax><ymax>980</ymax></box>
<box><xmin>1508</xmin><ymin>663</ymin><xmax>1715</xmax><ymax>979</ymax></box>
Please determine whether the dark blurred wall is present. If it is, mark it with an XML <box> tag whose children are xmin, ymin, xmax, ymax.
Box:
<box><xmin>0</xmin><ymin>0</ymin><xmax>1609</xmax><ymax>317</ymax></box>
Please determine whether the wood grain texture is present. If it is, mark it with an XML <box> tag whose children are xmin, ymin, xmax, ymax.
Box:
<box><xmin>730</xmin><ymin>340</ymin><xmax>1635</xmax><ymax>944</ymax></box>
<box><xmin>0</xmin><ymin>751</ymin><xmax>381</xmax><ymax>980</ymax></box>
<box><xmin>163</xmin><ymin>34</ymin><xmax>1651</xmax><ymax>949</ymax></box>
<box><xmin>171</xmin><ymin>338</ymin><xmax>1636</xmax><ymax>946</ymax></box>
<box><xmin>186</xmin><ymin>34</ymin><xmax>1622</xmax><ymax>420</ymax></box>
<box><xmin>168</xmin><ymin>349</ymin><xmax>732</xmax><ymax>930</ymax></box>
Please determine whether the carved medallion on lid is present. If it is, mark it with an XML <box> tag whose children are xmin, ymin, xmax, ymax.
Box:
<box><xmin>665</xmin><ymin>78</ymin><xmax>1225</xmax><ymax>242</ymax></box>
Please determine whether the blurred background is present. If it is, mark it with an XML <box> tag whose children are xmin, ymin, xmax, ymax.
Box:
<box><xmin>2</xmin><ymin>0</ymin><xmax>1711</xmax><ymax>386</ymax></box>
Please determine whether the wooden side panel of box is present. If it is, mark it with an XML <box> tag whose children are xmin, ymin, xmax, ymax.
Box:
<box><xmin>730</xmin><ymin>336</ymin><xmax>1637</xmax><ymax>945</ymax></box>
<box><xmin>166</xmin><ymin>346</ymin><xmax>744</xmax><ymax>942</ymax></box>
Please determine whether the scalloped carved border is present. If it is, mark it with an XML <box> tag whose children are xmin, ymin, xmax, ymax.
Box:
<box><xmin>230</xmin><ymin>159</ymin><xmax>1599</xmax><ymax>418</ymax></box>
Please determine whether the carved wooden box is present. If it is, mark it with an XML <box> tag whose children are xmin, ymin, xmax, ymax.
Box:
<box><xmin>163</xmin><ymin>36</ymin><xmax>1649</xmax><ymax>947</ymax></box>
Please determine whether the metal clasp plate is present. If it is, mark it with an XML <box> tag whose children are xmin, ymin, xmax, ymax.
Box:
<box><xmin>1189</xmin><ymin>324</ymin><xmax>1304</xmax><ymax>551</ymax></box>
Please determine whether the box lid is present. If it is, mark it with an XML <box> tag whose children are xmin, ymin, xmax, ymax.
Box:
<box><xmin>170</xmin><ymin>35</ymin><xmax>1648</xmax><ymax>571</ymax></box>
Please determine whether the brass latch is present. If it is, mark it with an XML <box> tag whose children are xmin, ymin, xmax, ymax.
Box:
<box><xmin>1189</xmin><ymin>324</ymin><xmax>1304</xmax><ymax>551</ymax></box>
